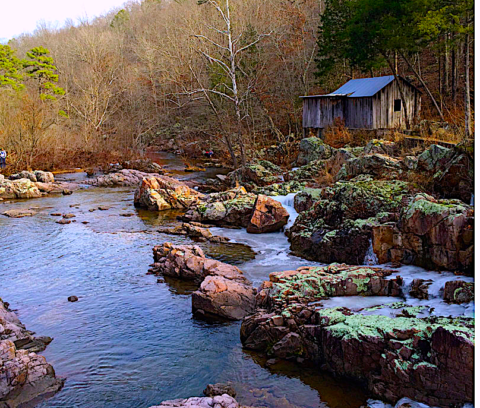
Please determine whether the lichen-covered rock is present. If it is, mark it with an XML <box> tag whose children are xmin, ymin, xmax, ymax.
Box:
<box><xmin>0</xmin><ymin>178</ymin><xmax>42</xmax><ymax>200</ymax></box>
<box><xmin>224</xmin><ymin>161</ymin><xmax>282</xmax><ymax>191</ymax></box>
<box><xmin>240</xmin><ymin>266</ymin><xmax>474</xmax><ymax>407</ymax></box>
<box><xmin>0</xmin><ymin>299</ymin><xmax>63</xmax><ymax>407</ymax></box>
<box><xmin>149</xmin><ymin>243</ymin><xmax>255</xmax><ymax>320</ymax></box>
<box><xmin>288</xmin><ymin>179</ymin><xmax>417</xmax><ymax>264</ymax></box>
<box><xmin>364</xmin><ymin>139</ymin><xmax>400</xmax><ymax>157</ymax></box>
<box><xmin>416</xmin><ymin>144</ymin><xmax>454</xmax><ymax>172</ymax></box>
<box><xmin>443</xmin><ymin>281</ymin><xmax>474</xmax><ymax>304</ymax></box>
<box><xmin>295</xmin><ymin>137</ymin><xmax>333</xmax><ymax>166</ymax></box>
<box><xmin>253</xmin><ymin>180</ymin><xmax>306</xmax><ymax>196</ymax></box>
<box><xmin>293</xmin><ymin>188</ymin><xmax>322</xmax><ymax>213</ymax></box>
<box><xmin>134</xmin><ymin>176</ymin><xmax>203</xmax><ymax>211</ymax></box>
<box><xmin>181</xmin><ymin>187</ymin><xmax>256</xmax><ymax>228</ymax></box>
<box><xmin>336</xmin><ymin>154</ymin><xmax>405</xmax><ymax>181</ymax></box>
<box><xmin>150</xmin><ymin>394</ymin><xmax>243</xmax><ymax>408</ymax></box>
<box><xmin>246</xmin><ymin>195</ymin><xmax>289</xmax><ymax>233</ymax></box>
<box><xmin>372</xmin><ymin>194</ymin><xmax>474</xmax><ymax>273</ymax></box>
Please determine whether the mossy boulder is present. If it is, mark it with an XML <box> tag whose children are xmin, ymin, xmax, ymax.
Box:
<box><xmin>372</xmin><ymin>194</ymin><xmax>474</xmax><ymax>273</ymax></box>
<box><xmin>288</xmin><ymin>178</ymin><xmax>418</xmax><ymax>264</ymax></box>
<box><xmin>295</xmin><ymin>137</ymin><xmax>333</xmax><ymax>166</ymax></box>
<box><xmin>293</xmin><ymin>188</ymin><xmax>323</xmax><ymax>213</ymax></box>
<box><xmin>336</xmin><ymin>154</ymin><xmax>405</xmax><ymax>181</ymax></box>
<box><xmin>224</xmin><ymin>160</ymin><xmax>283</xmax><ymax>191</ymax></box>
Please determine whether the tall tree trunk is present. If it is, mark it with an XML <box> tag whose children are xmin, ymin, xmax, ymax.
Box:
<box><xmin>464</xmin><ymin>33</ymin><xmax>471</xmax><ymax>138</ymax></box>
<box><xmin>451</xmin><ymin>44</ymin><xmax>457</xmax><ymax>102</ymax></box>
<box><xmin>400</xmin><ymin>52</ymin><xmax>445</xmax><ymax>121</ymax></box>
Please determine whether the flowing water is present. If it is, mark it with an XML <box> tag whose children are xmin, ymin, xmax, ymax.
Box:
<box><xmin>0</xmin><ymin>158</ymin><xmax>474</xmax><ymax>408</ymax></box>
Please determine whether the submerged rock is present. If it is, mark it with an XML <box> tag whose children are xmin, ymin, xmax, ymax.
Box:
<box><xmin>150</xmin><ymin>243</ymin><xmax>255</xmax><ymax>320</ymax></box>
<box><xmin>2</xmin><ymin>209</ymin><xmax>38</xmax><ymax>218</ymax></box>
<box><xmin>203</xmin><ymin>383</ymin><xmax>236</xmax><ymax>397</ymax></box>
<box><xmin>134</xmin><ymin>176</ymin><xmax>204</xmax><ymax>211</ymax></box>
<box><xmin>240</xmin><ymin>265</ymin><xmax>474</xmax><ymax>408</ymax></box>
<box><xmin>0</xmin><ymin>299</ymin><xmax>64</xmax><ymax>406</ymax></box>
<box><xmin>158</xmin><ymin>222</ymin><xmax>229</xmax><ymax>243</ymax></box>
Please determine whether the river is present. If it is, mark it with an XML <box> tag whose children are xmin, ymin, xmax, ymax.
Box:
<box><xmin>0</xmin><ymin>155</ymin><xmax>473</xmax><ymax>408</ymax></box>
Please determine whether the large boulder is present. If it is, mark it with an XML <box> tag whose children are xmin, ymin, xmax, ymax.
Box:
<box><xmin>372</xmin><ymin>194</ymin><xmax>474</xmax><ymax>273</ymax></box>
<box><xmin>0</xmin><ymin>178</ymin><xmax>42</xmax><ymax>199</ymax></box>
<box><xmin>134</xmin><ymin>176</ymin><xmax>204</xmax><ymax>211</ymax></box>
<box><xmin>87</xmin><ymin>169</ymin><xmax>159</xmax><ymax>188</ymax></box>
<box><xmin>288</xmin><ymin>178</ymin><xmax>418</xmax><ymax>264</ymax></box>
<box><xmin>336</xmin><ymin>154</ymin><xmax>405</xmax><ymax>181</ymax></box>
<box><xmin>246</xmin><ymin>195</ymin><xmax>289</xmax><ymax>233</ymax></box>
<box><xmin>149</xmin><ymin>243</ymin><xmax>255</xmax><ymax>320</ymax></box>
<box><xmin>295</xmin><ymin>137</ymin><xmax>333</xmax><ymax>166</ymax></box>
<box><xmin>9</xmin><ymin>171</ymin><xmax>37</xmax><ymax>182</ymax></box>
<box><xmin>182</xmin><ymin>187</ymin><xmax>256</xmax><ymax>227</ymax></box>
<box><xmin>33</xmin><ymin>171</ymin><xmax>54</xmax><ymax>183</ymax></box>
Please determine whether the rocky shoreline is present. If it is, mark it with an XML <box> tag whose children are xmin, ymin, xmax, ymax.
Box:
<box><xmin>0</xmin><ymin>299</ymin><xmax>64</xmax><ymax>407</ymax></box>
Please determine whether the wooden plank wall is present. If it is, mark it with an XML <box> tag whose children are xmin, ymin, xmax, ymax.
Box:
<box><xmin>303</xmin><ymin>97</ymin><xmax>345</xmax><ymax>128</ymax></box>
<box><xmin>372</xmin><ymin>81</ymin><xmax>421</xmax><ymax>129</ymax></box>
<box><xmin>345</xmin><ymin>98</ymin><xmax>373</xmax><ymax>129</ymax></box>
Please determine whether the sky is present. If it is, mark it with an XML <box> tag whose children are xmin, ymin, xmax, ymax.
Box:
<box><xmin>0</xmin><ymin>0</ymin><xmax>128</xmax><ymax>42</ymax></box>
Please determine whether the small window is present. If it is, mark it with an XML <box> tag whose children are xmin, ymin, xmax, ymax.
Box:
<box><xmin>394</xmin><ymin>99</ymin><xmax>402</xmax><ymax>112</ymax></box>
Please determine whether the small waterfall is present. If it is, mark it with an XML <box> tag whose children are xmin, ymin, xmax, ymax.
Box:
<box><xmin>470</xmin><ymin>193</ymin><xmax>474</xmax><ymax>206</ymax></box>
<box><xmin>269</xmin><ymin>193</ymin><xmax>298</xmax><ymax>229</ymax></box>
<box><xmin>364</xmin><ymin>239</ymin><xmax>379</xmax><ymax>265</ymax></box>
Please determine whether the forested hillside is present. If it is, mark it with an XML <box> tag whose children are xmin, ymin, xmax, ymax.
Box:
<box><xmin>0</xmin><ymin>0</ymin><xmax>474</xmax><ymax>170</ymax></box>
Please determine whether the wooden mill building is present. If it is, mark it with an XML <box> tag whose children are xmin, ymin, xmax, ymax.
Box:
<box><xmin>301</xmin><ymin>75</ymin><xmax>421</xmax><ymax>135</ymax></box>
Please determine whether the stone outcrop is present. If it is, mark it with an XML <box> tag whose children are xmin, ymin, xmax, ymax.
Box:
<box><xmin>288</xmin><ymin>178</ymin><xmax>417</xmax><ymax>265</ymax></box>
<box><xmin>149</xmin><ymin>243</ymin><xmax>255</xmax><ymax>320</ymax></box>
<box><xmin>246</xmin><ymin>195</ymin><xmax>289</xmax><ymax>233</ymax></box>
<box><xmin>240</xmin><ymin>266</ymin><xmax>474</xmax><ymax>408</ymax></box>
<box><xmin>134</xmin><ymin>176</ymin><xmax>204</xmax><ymax>211</ymax></box>
<box><xmin>295</xmin><ymin>137</ymin><xmax>333</xmax><ymax>166</ymax></box>
<box><xmin>443</xmin><ymin>280</ymin><xmax>474</xmax><ymax>304</ymax></box>
<box><xmin>0</xmin><ymin>299</ymin><xmax>63</xmax><ymax>407</ymax></box>
<box><xmin>372</xmin><ymin>194</ymin><xmax>474</xmax><ymax>273</ymax></box>
<box><xmin>293</xmin><ymin>188</ymin><xmax>322</xmax><ymax>213</ymax></box>
<box><xmin>336</xmin><ymin>154</ymin><xmax>405</xmax><ymax>181</ymax></box>
<box><xmin>150</xmin><ymin>394</ymin><xmax>244</xmax><ymax>408</ymax></box>
<box><xmin>224</xmin><ymin>161</ymin><xmax>283</xmax><ymax>191</ymax></box>
<box><xmin>182</xmin><ymin>187</ymin><xmax>289</xmax><ymax>233</ymax></box>
<box><xmin>181</xmin><ymin>187</ymin><xmax>256</xmax><ymax>228</ymax></box>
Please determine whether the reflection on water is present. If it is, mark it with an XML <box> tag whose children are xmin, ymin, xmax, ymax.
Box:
<box><xmin>0</xmin><ymin>178</ymin><xmax>367</xmax><ymax>408</ymax></box>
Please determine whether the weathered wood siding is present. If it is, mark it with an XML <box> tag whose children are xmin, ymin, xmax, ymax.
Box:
<box><xmin>303</xmin><ymin>96</ymin><xmax>345</xmax><ymax>128</ymax></box>
<box><xmin>345</xmin><ymin>98</ymin><xmax>373</xmax><ymax>129</ymax></box>
<box><xmin>372</xmin><ymin>80</ymin><xmax>421</xmax><ymax>129</ymax></box>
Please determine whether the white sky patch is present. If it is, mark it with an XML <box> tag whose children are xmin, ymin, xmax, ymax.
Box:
<box><xmin>0</xmin><ymin>0</ymin><xmax>128</xmax><ymax>42</ymax></box>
